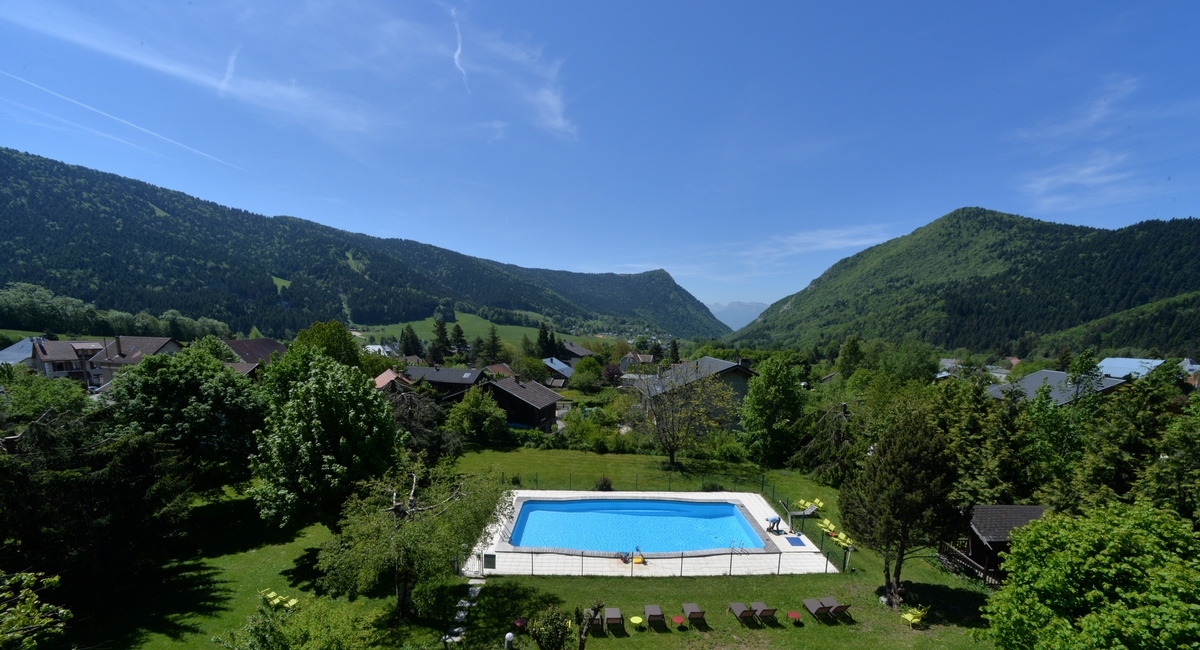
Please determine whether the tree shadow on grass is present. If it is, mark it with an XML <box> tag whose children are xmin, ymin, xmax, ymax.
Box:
<box><xmin>875</xmin><ymin>582</ymin><xmax>989</xmax><ymax>629</ymax></box>
<box><xmin>57</xmin><ymin>560</ymin><xmax>230</xmax><ymax>650</ymax></box>
<box><xmin>462</xmin><ymin>580</ymin><xmax>561</xmax><ymax>650</ymax></box>
<box><xmin>184</xmin><ymin>496</ymin><xmax>304</xmax><ymax>559</ymax></box>
<box><xmin>281</xmin><ymin>546</ymin><xmax>326</xmax><ymax>594</ymax></box>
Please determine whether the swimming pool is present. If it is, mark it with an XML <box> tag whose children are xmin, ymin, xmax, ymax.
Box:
<box><xmin>509</xmin><ymin>498</ymin><xmax>765</xmax><ymax>553</ymax></box>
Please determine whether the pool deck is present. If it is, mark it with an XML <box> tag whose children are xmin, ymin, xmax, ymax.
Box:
<box><xmin>464</xmin><ymin>491</ymin><xmax>837</xmax><ymax>577</ymax></box>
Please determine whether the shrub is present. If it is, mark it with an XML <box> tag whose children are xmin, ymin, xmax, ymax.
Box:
<box><xmin>594</xmin><ymin>476</ymin><xmax>614</xmax><ymax>491</ymax></box>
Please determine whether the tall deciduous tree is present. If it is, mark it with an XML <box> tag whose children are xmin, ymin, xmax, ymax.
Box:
<box><xmin>317</xmin><ymin>463</ymin><xmax>510</xmax><ymax>618</ymax></box>
<box><xmin>107</xmin><ymin>337</ymin><xmax>264</xmax><ymax>495</ymax></box>
<box><xmin>295</xmin><ymin>319</ymin><xmax>361</xmax><ymax>368</ymax></box>
<box><xmin>838</xmin><ymin>389</ymin><xmax>967</xmax><ymax>608</ymax></box>
<box><xmin>568</xmin><ymin>356</ymin><xmax>603</xmax><ymax>392</ymax></box>
<box><xmin>981</xmin><ymin>503</ymin><xmax>1200</xmax><ymax>649</ymax></box>
<box><xmin>629</xmin><ymin>366</ymin><xmax>738</xmax><ymax>466</ymax></box>
<box><xmin>739</xmin><ymin>354</ymin><xmax>807</xmax><ymax>468</ymax></box>
<box><xmin>1138</xmin><ymin>392</ymin><xmax>1200</xmax><ymax>524</ymax></box>
<box><xmin>0</xmin><ymin>571</ymin><xmax>71</xmax><ymax>649</ymax></box>
<box><xmin>443</xmin><ymin>387</ymin><xmax>507</xmax><ymax>446</ymax></box>
<box><xmin>250</xmin><ymin>349</ymin><xmax>397</xmax><ymax>528</ymax></box>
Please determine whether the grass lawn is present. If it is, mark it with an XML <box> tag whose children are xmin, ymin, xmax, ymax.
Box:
<box><xmin>457</xmin><ymin>448</ymin><xmax>993</xmax><ymax>649</ymax></box>
<box><xmin>364</xmin><ymin>313</ymin><xmax>606</xmax><ymax>350</ymax></box>
<box><xmin>63</xmin><ymin>496</ymin><xmax>440</xmax><ymax>650</ymax></box>
<box><xmin>68</xmin><ymin>449</ymin><xmax>991</xmax><ymax>650</ymax></box>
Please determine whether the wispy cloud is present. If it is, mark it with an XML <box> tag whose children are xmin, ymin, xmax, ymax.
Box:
<box><xmin>0</xmin><ymin>69</ymin><xmax>239</xmax><ymax>168</ymax></box>
<box><xmin>0</xmin><ymin>3</ymin><xmax>370</xmax><ymax>133</ymax></box>
<box><xmin>218</xmin><ymin>47</ymin><xmax>239</xmax><ymax>97</ymax></box>
<box><xmin>1016</xmin><ymin>76</ymin><xmax>1137</xmax><ymax>144</ymax></box>
<box><xmin>474</xmin><ymin>31</ymin><xmax>577</xmax><ymax>137</ymax></box>
<box><xmin>451</xmin><ymin>9</ymin><xmax>470</xmax><ymax>94</ymax></box>
<box><xmin>1012</xmin><ymin>76</ymin><xmax>1164</xmax><ymax>212</ymax></box>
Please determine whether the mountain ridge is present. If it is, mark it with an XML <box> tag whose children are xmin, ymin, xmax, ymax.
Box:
<box><xmin>730</xmin><ymin>207</ymin><xmax>1200</xmax><ymax>355</ymax></box>
<box><xmin>0</xmin><ymin>147</ymin><xmax>729</xmax><ymax>340</ymax></box>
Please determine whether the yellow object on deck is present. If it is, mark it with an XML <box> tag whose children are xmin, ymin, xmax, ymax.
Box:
<box><xmin>633</xmin><ymin>556</ymin><xmax>644</xmax><ymax>564</ymax></box>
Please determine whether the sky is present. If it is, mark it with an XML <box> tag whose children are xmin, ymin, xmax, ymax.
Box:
<box><xmin>1</xmin><ymin>2</ymin><xmax>1198</xmax><ymax>307</ymax></box>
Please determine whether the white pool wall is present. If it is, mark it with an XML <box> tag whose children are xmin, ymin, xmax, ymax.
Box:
<box><xmin>464</xmin><ymin>490</ymin><xmax>837</xmax><ymax>577</ymax></box>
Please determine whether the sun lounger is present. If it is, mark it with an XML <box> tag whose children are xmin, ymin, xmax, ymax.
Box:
<box><xmin>820</xmin><ymin>597</ymin><xmax>852</xmax><ymax>619</ymax></box>
<box><xmin>605</xmin><ymin>608</ymin><xmax>623</xmax><ymax>630</ymax></box>
<box><xmin>585</xmin><ymin>608</ymin><xmax>602</xmax><ymax>627</ymax></box>
<box><xmin>750</xmin><ymin>602</ymin><xmax>776</xmax><ymax>621</ymax></box>
<box><xmin>644</xmin><ymin>605</ymin><xmax>663</xmax><ymax>623</ymax></box>
<box><xmin>682</xmin><ymin>603</ymin><xmax>705</xmax><ymax>625</ymax></box>
<box><xmin>804</xmin><ymin>598</ymin><xmax>832</xmax><ymax>621</ymax></box>
<box><xmin>728</xmin><ymin>602</ymin><xmax>755</xmax><ymax>625</ymax></box>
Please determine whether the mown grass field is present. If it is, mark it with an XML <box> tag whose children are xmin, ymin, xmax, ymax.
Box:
<box><xmin>87</xmin><ymin>449</ymin><xmax>990</xmax><ymax>650</ymax></box>
<box><xmin>362</xmin><ymin>313</ymin><xmax>609</xmax><ymax>350</ymax></box>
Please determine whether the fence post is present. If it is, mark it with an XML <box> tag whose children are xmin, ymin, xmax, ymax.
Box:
<box><xmin>635</xmin><ymin>474</ymin><xmax>638</xmax><ymax>491</ymax></box>
<box><xmin>668</xmin><ymin>475</ymin><xmax>671</xmax><ymax>491</ymax></box>
<box><xmin>568</xmin><ymin>472</ymin><xmax>571</xmax><ymax>490</ymax></box>
<box><xmin>761</xmin><ymin>475</ymin><xmax>765</xmax><ymax>493</ymax></box>
<box><xmin>536</xmin><ymin>473</ymin><xmax>539</xmax><ymax>489</ymax></box>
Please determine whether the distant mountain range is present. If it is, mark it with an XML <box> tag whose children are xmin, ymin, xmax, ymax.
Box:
<box><xmin>729</xmin><ymin>207</ymin><xmax>1200</xmax><ymax>358</ymax></box>
<box><xmin>0</xmin><ymin>148</ymin><xmax>730</xmax><ymax>340</ymax></box>
<box><xmin>705</xmin><ymin>301</ymin><xmax>768</xmax><ymax>331</ymax></box>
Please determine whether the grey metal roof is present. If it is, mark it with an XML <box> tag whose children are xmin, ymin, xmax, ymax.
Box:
<box><xmin>403</xmin><ymin>366</ymin><xmax>483</xmax><ymax>385</ymax></box>
<box><xmin>0</xmin><ymin>337</ymin><xmax>34</xmax><ymax>365</ymax></box>
<box><xmin>488</xmin><ymin>377</ymin><xmax>562</xmax><ymax>410</ymax></box>
<box><xmin>971</xmin><ymin>505</ymin><xmax>1047</xmax><ymax>546</ymax></box>
<box><xmin>635</xmin><ymin>356</ymin><xmax>754</xmax><ymax>397</ymax></box>
<box><xmin>223</xmin><ymin>338</ymin><xmax>287</xmax><ymax>364</ymax></box>
<box><xmin>542</xmin><ymin>357</ymin><xmax>574</xmax><ymax>379</ymax></box>
<box><xmin>561</xmin><ymin>340</ymin><xmax>594</xmax><ymax>359</ymax></box>
<box><xmin>1099</xmin><ymin>357</ymin><xmax>1164</xmax><ymax>379</ymax></box>
<box><xmin>986</xmin><ymin>369</ymin><xmax>1126</xmax><ymax>406</ymax></box>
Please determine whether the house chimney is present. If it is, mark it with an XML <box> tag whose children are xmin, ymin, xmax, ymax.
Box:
<box><xmin>115</xmin><ymin>336</ymin><xmax>122</xmax><ymax>357</ymax></box>
<box><xmin>738</xmin><ymin>357</ymin><xmax>751</xmax><ymax>369</ymax></box>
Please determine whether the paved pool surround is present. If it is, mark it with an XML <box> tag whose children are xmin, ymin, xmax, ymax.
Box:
<box><xmin>464</xmin><ymin>491</ymin><xmax>836</xmax><ymax>577</ymax></box>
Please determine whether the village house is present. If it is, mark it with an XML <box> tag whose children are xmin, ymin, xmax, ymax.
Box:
<box><xmin>985</xmin><ymin>369</ymin><xmax>1126</xmax><ymax>406</ymax></box>
<box><xmin>402</xmin><ymin>366</ymin><xmax>485</xmax><ymax>402</ymax></box>
<box><xmin>89</xmin><ymin>336</ymin><xmax>184</xmax><ymax>386</ymax></box>
<box><xmin>30</xmin><ymin>338</ymin><xmax>105</xmax><ymax>385</ymax></box>
<box><xmin>541</xmin><ymin>357</ymin><xmax>574</xmax><ymax>384</ymax></box>
<box><xmin>625</xmin><ymin>356</ymin><xmax>756</xmax><ymax>401</ymax></box>
<box><xmin>484</xmin><ymin>377</ymin><xmax>565</xmax><ymax>432</ymax></box>
<box><xmin>940</xmin><ymin>505</ymin><xmax>1047</xmax><ymax>586</ymax></box>
<box><xmin>558</xmin><ymin>340</ymin><xmax>595</xmax><ymax>367</ymax></box>
<box><xmin>618</xmin><ymin>351</ymin><xmax>655</xmax><ymax>373</ymax></box>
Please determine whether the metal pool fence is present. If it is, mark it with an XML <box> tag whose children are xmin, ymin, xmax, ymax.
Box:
<box><xmin>496</xmin><ymin>470</ymin><xmax>857</xmax><ymax>574</ymax></box>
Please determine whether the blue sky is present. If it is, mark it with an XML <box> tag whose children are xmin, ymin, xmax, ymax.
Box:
<box><xmin>1</xmin><ymin>2</ymin><xmax>1197</xmax><ymax>306</ymax></box>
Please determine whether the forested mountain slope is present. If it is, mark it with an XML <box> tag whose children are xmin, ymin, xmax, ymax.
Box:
<box><xmin>0</xmin><ymin>148</ymin><xmax>727</xmax><ymax>339</ymax></box>
<box><xmin>497</xmin><ymin>265</ymin><xmax>730</xmax><ymax>339</ymax></box>
<box><xmin>730</xmin><ymin>207</ymin><xmax>1200</xmax><ymax>354</ymax></box>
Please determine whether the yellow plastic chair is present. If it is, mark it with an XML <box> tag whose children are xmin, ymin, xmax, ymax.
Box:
<box><xmin>901</xmin><ymin>606</ymin><xmax>928</xmax><ymax>629</ymax></box>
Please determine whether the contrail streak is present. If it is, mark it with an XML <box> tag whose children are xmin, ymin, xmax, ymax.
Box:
<box><xmin>0</xmin><ymin>69</ymin><xmax>241</xmax><ymax>169</ymax></box>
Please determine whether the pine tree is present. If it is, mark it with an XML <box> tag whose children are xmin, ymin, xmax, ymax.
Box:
<box><xmin>400</xmin><ymin>324</ymin><xmax>423</xmax><ymax>357</ymax></box>
<box><xmin>536</xmin><ymin>322</ymin><xmax>554</xmax><ymax>358</ymax></box>
<box><xmin>430</xmin><ymin>319</ymin><xmax>450</xmax><ymax>363</ymax></box>
<box><xmin>669</xmin><ymin>339</ymin><xmax>680</xmax><ymax>364</ymax></box>
<box><xmin>482</xmin><ymin>325</ymin><xmax>503</xmax><ymax>365</ymax></box>
<box><xmin>450</xmin><ymin>323</ymin><xmax>468</xmax><ymax>353</ymax></box>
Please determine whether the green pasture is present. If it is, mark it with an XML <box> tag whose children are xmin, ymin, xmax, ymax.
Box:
<box><xmin>363</xmin><ymin>313</ymin><xmax>609</xmax><ymax>350</ymax></box>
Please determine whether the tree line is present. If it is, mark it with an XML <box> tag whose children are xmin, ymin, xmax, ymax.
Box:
<box><xmin>0</xmin><ymin>319</ymin><xmax>512</xmax><ymax>648</ymax></box>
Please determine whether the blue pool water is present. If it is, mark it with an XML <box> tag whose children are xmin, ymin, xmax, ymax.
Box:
<box><xmin>509</xmin><ymin>499</ymin><xmax>764</xmax><ymax>552</ymax></box>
